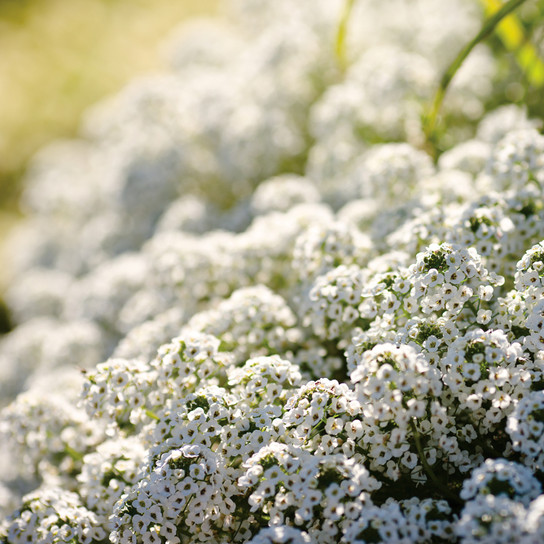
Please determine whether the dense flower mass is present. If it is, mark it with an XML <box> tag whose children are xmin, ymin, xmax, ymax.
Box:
<box><xmin>1</xmin><ymin>0</ymin><xmax>544</xmax><ymax>542</ymax></box>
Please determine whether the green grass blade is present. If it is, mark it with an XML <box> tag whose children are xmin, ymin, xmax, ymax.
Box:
<box><xmin>424</xmin><ymin>0</ymin><xmax>529</xmax><ymax>144</ymax></box>
<box><xmin>335</xmin><ymin>0</ymin><xmax>356</xmax><ymax>72</ymax></box>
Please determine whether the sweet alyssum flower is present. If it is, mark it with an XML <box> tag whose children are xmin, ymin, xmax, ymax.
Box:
<box><xmin>1</xmin><ymin>0</ymin><xmax>544</xmax><ymax>542</ymax></box>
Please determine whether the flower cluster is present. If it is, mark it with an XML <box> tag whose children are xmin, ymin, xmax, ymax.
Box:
<box><xmin>440</xmin><ymin>328</ymin><xmax>534</xmax><ymax>436</ymax></box>
<box><xmin>238</xmin><ymin>442</ymin><xmax>380</xmax><ymax>541</ymax></box>
<box><xmin>0</xmin><ymin>487</ymin><xmax>107</xmax><ymax>544</ymax></box>
<box><xmin>350</xmin><ymin>344</ymin><xmax>453</xmax><ymax>480</ymax></box>
<box><xmin>0</xmin><ymin>371</ymin><xmax>104</xmax><ymax>490</ymax></box>
<box><xmin>111</xmin><ymin>444</ymin><xmax>234</xmax><ymax>544</ymax></box>
<box><xmin>341</xmin><ymin>497</ymin><xmax>456</xmax><ymax>544</ymax></box>
<box><xmin>184</xmin><ymin>286</ymin><xmax>302</xmax><ymax>365</ymax></box>
<box><xmin>507</xmin><ymin>391</ymin><xmax>544</xmax><ymax>472</ymax></box>
<box><xmin>2</xmin><ymin>0</ymin><xmax>544</xmax><ymax>542</ymax></box>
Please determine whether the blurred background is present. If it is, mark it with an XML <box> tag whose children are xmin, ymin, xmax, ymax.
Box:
<box><xmin>1</xmin><ymin>0</ymin><xmax>542</xmax><ymax>231</ymax></box>
<box><xmin>0</xmin><ymin>0</ymin><xmax>218</xmax><ymax>332</ymax></box>
<box><xmin>0</xmin><ymin>0</ymin><xmax>218</xmax><ymax>253</ymax></box>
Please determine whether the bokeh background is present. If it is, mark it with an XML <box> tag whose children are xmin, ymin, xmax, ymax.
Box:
<box><xmin>0</xmin><ymin>0</ymin><xmax>218</xmax><ymax>276</ymax></box>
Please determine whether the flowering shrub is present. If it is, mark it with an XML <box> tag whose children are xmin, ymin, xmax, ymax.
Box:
<box><xmin>1</xmin><ymin>0</ymin><xmax>544</xmax><ymax>542</ymax></box>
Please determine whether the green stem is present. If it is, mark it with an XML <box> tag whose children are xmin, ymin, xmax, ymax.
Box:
<box><xmin>410</xmin><ymin>419</ymin><xmax>462</xmax><ymax>506</ymax></box>
<box><xmin>335</xmin><ymin>0</ymin><xmax>356</xmax><ymax>72</ymax></box>
<box><xmin>231</xmin><ymin>518</ymin><xmax>244</xmax><ymax>542</ymax></box>
<box><xmin>424</xmin><ymin>0</ymin><xmax>529</xmax><ymax>144</ymax></box>
<box><xmin>466</xmin><ymin>299</ymin><xmax>479</xmax><ymax>317</ymax></box>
